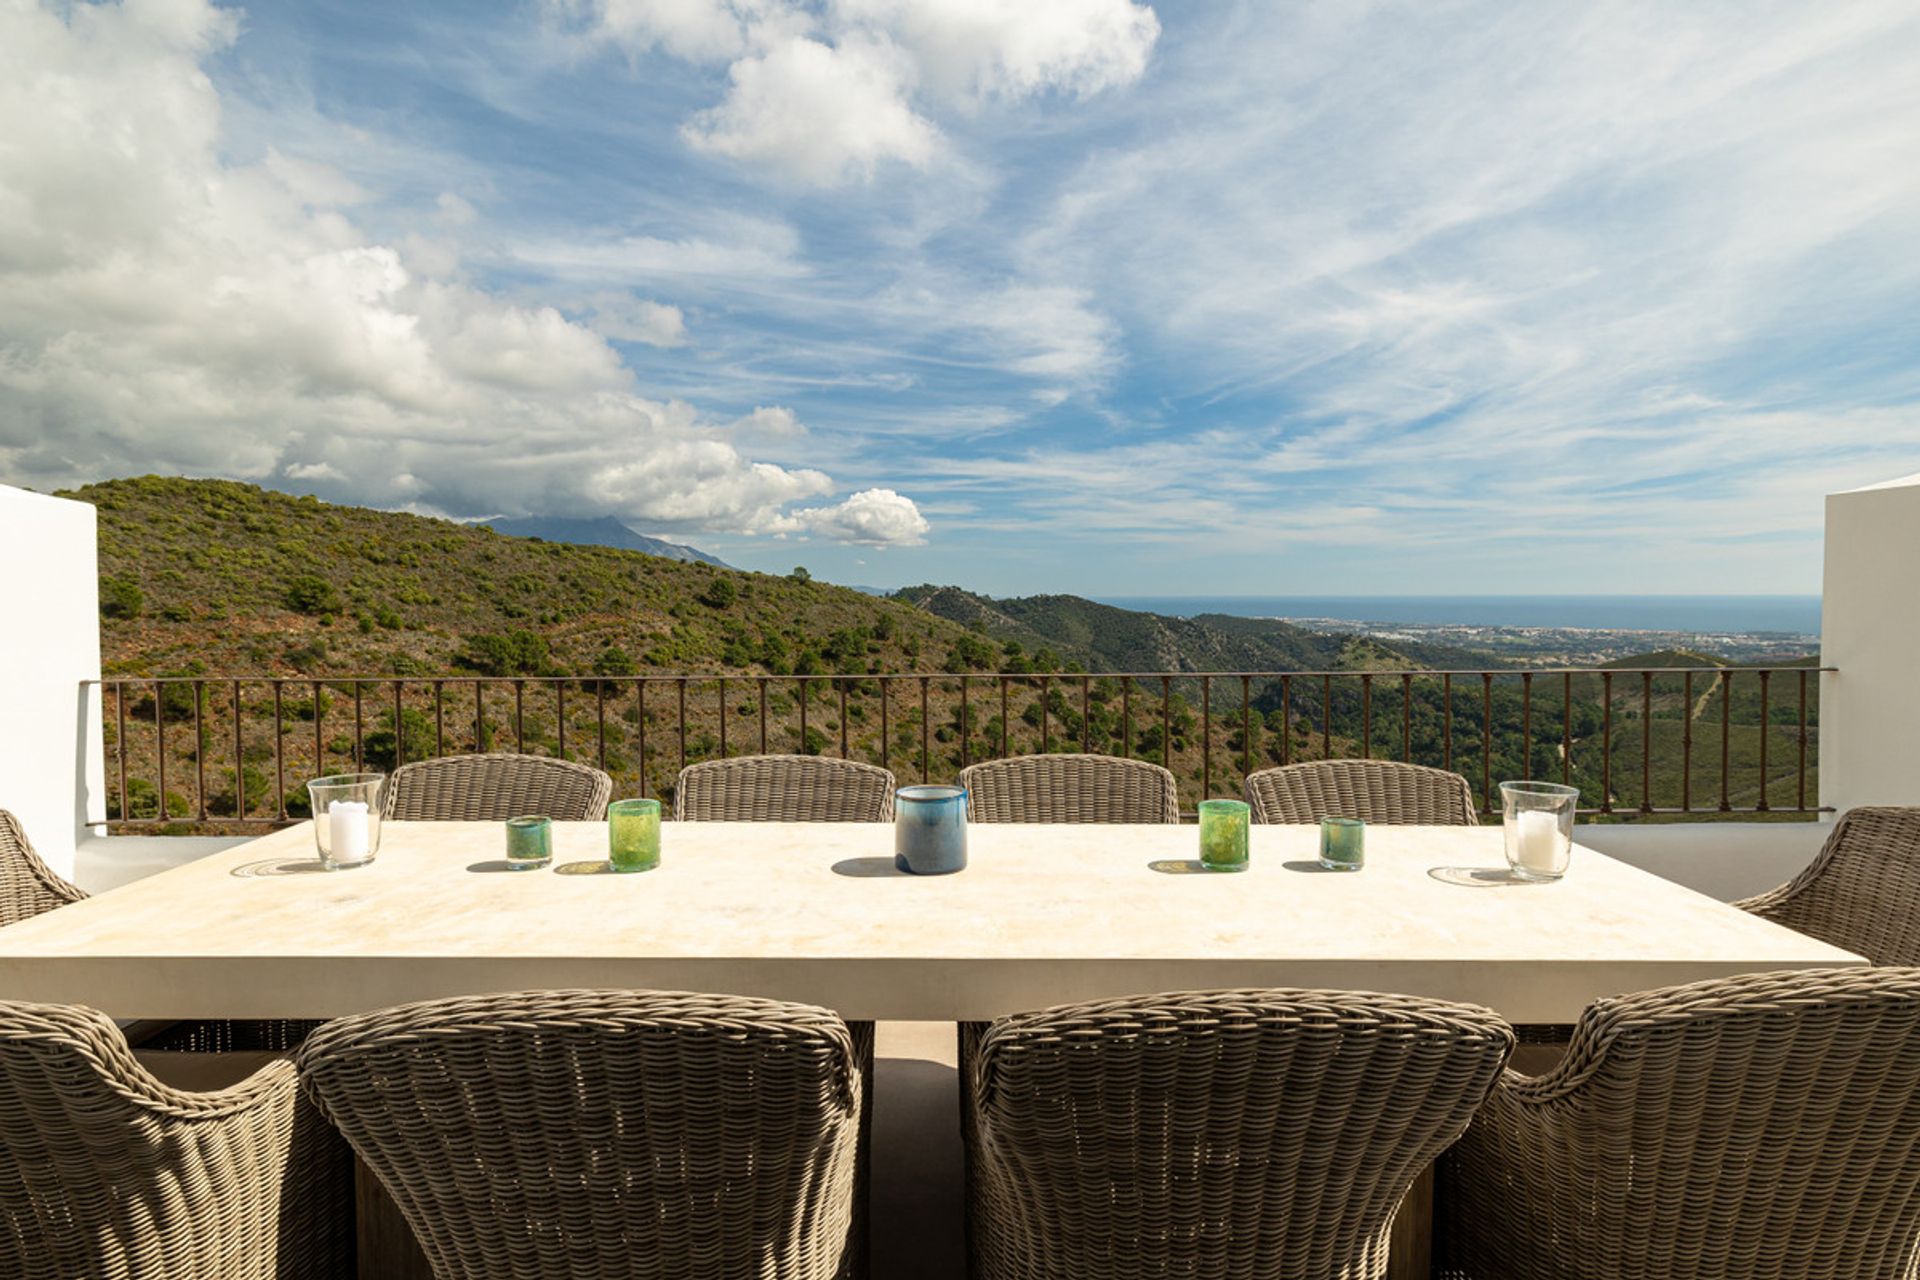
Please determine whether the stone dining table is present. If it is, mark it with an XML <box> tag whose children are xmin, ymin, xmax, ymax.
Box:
<box><xmin>0</xmin><ymin>819</ymin><xmax>1862</xmax><ymax>1280</ymax></box>
<box><xmin>0</xmin><ymin>819</ymin><xmax>1860</xmax><ymax>1022</ymax></box>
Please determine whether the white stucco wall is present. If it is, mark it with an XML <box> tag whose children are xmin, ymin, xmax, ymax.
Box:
<box><xmin>1822</xmin><ymin>473</ymin><xmax>1920</xmax><ymax>813</ymax></box>
<box><xmin>0</xmin><ymin>485</ymin><xmax>105</xmax><ymax>880</ymax></box>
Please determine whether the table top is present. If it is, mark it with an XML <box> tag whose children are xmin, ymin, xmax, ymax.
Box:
<box><xmin>0</xmin><ymin>821</ymin><xmax>1860</xmax><ymax>1022</ymax></box>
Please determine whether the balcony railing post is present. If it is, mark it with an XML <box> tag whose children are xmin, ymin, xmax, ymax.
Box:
<box><xmin>156</xmin><ymin>679</ymin><xmax>168</xmax><ymax>823</ymax></box>
<box><xmin>1360</xmin><ymin>674</ymin><xmax>1371</xmax><ymax>760</ymax></box>
<box><xmin>1720</xmin><ymin>672</ymin><xmax>1733</xmax><ymax>813</ymax></box>
<box><xmin>1601</xmin><ymin>672</ymin><xmax>1613</xmax><ymax>816</ymax></box>
<box><xmin>1201</xmin><ymin>676</ymin><xmax>1212</xmax><ymax>799</ymax></box>
<box><xmin>1400</xmin><ymin>673</ymin><xmax>1412</xmax><ymax>763</ymax></box>
<box><xmin>1682</xmin><ymin>671</ymin><xmax>1694</xmax><ymax>812</ymax></box>
<box><xmin>1758</xmin><ymin>669</ymin><xmax>1771</xmax><ymax>812</ymax></box>
<box><xmin>270</xmin><ymin>680</ymin><xmax>281</xmax><ymax>821</ymax></box>
<box><xmin>919</xmin><ymin>676</ymin><xmax>930</xmax><ymax>783</ymax></box>
<box><xmin>1480</xmin><ymin>673</ymin><xmax>1493</xmax><ymax>816</ymax></box>
<box><xmin>1798</xmin><ymin>668</ymin><xmax>1810</xmax><ymax>812</ymax></box>
<box><xmin>1520</xmin><ymin>672</ymin><xmax>1532</xmax><ymax>782</ymax></box>
<box><xmin>1641</xmin><ymin>671</ymin><xmax>1653</xmax><ymax>815</ymax></box>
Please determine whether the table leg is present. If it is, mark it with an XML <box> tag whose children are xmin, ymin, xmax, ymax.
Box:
<box><xmin>356</xmin><ymin>1157</ymin><xmax>435</xmax><ymax>1279</ymax></box>
<box><xmin>1387</xmin><ymin>1161</ymin><xmax>1434</xmax><ymax>1280</ymax></box>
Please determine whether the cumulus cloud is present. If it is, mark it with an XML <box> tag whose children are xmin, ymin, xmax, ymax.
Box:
<box><xmin>552</xmin><ymin>0</ymin><xmax>1159</xmax><ymax>184</ymax></box>
<box><xmin>0</xmin><ymin>0</ymin><xmax>925</xmax><ymax>546</ymax></box>
<box><xmin>784</xmin><ymin>487</ymin><xmax>930</xmax><ymax>545</ymax></box>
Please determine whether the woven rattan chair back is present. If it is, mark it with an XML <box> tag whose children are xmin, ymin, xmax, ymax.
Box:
<box><xmin>675</xmin><ymin>754</ymin><xmax>896</xmax><ymax>821</ymax></box>
<box><xmin>1439</xmin><ymin>966</ymin><xmax>1920</xmax><ymax>1280</ymax></box>
<box><xmin>297</xmin><ymin>989</ymin><xmax>863</xmax><ymax>1280</ymax></box>
<box><xmin>966</xmin><ymin>988</ymin><xmax>1513</xmax><ymax>1280</ymax></box>
<box><xmin>957</xmin><ymin>753</ymin><xmax>1180</xmax><ymax>823</ymax></box>
<box><xmin>0</xmin><ymin>809</ymin><xmax>86</xmax><ymax>928</ymax></box>
<box><xmin>384</xmin><ymin>752</ymin><xmax>612</xmax><ymax>821</ymax></box>
<box><xmin>0</xmin><ymin>1000</ymin><xmax>351</xmax><ymax>1280</ymax></box>
<box><xmin>1244</xmin><ymin>759</ymin><xmax>1479</xmax><ymax>825</ymax></box>
<box><xmin>1736</xmin><ymin>807</ymin><xmax>1920</xmax><ymax>964</ymax></box>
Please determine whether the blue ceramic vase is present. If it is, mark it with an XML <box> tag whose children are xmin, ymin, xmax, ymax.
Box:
<box><xmin>895</xmin><ymin>785</ymin><xmax>968</xmax><ymax>874</ymax></box>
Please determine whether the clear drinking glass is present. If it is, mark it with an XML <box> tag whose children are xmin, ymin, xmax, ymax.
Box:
<box><xmin>1198</xmin><ymin>799</ymin><xmax>1250</xmax><ymax>872</ymax></box>
<box><xmin>1501</xmin><ymin>781</ymin><xmax>1579</xmax><ymax>881</ymax></box>
<box><xmin>1319</xmin><ymin>817</ymin><xmax>1364</xmax><ymax>871</ymax></box>
<box><xmin>608</xmin><ymin>799</ymin><xmax>661</xmax><ymax>872</ymax></box>
<box><xmin>307</xmin><ymin>773</ymin><xmax>384</xmax><ymax>871</ymax></box>
<box><xmin>505</xmin><ymin>815</ymin><xmax>553</xmax><ymax>870</ymax></box>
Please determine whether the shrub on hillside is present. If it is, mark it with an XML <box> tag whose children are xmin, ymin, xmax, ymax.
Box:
<box><xmin>459</xmin><ymin>629</ymin><xmax>550</xmax><ymax>676</ymax></box>
<box><xmin>100</xmin><ymin>576</ymin><xmax>143</xmax><ymax>619</ymax></box>
<box><xmin>284</xmin><ymin>574</ymin><xmax>343</xmax><ymax>615</ymax></box>
<box><xmin>699</xmin><ymin>577</ymin><xmax>739</xmax><ymax>609</ymax></box>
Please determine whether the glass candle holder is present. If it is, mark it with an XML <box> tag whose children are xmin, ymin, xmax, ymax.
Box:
<box><xmin>608</xmin><ymin>799</ymin><xmax>661</xmax><ymax>873</ymax></box>
<box><xmin>1319</xmin><ymin>817</ymin><xmax>1364</xmax><ymax>871</ymax></box>
<box><xmin>1501</xmin><ymin>781</ymin><xmax>1578</xmax><ymax>881</ymax></box>
<box><xmin>505</xmin><ymin>815</ymin><xmax>553</xmax><ymax>870</ymax></box>
<box><xmin>307</xmin><ymin>773</ymin><xmax>384</xmax><ymax>871</ymax></box>
<box><xmin>895</xmin><ymin>786</ymin><xmax>968</xmax><ymax>874</ymax></box>
<box><xmin>1198</xmin><ymin>799</ymin><xmax>1250</xmax><ymax>872</ymax></box>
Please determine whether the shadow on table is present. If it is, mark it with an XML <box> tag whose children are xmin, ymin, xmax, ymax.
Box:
<box><xmin>229</xmin><ymin>857</ymin><xmax>328</xmax><ymax>878</ymax></box>
<box><xmin>1428</xmin><ymin>866</ymin><xmax>1546</xmax><ymax>888</ymax></box>
<box><xmin>1281</xmin><ymin>859</ymin><xmax>1347</xmax><ymax>874</ymax></box>
<box><xmin>554</xmin><ymin>860</ymin><xmax>615</xmax><ymax>875</ymax></box>
<box><xmin>466</xmin><ymin>859</ymin><xmax>526</xmax><ymax>873</ymax></box>
<box><xmin>832</xmin><ymin>856</ymin><xmax>907</xmax><ymax>878</ymax></box>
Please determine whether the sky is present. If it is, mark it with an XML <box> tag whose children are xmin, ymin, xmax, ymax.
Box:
<box><xmin>3</xmin><ymin>0</ymin><xmax>1919</xmax><ymax>595</ymax></box>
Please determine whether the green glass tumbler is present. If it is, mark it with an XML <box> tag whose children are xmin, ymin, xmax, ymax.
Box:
<box><xmin>608</xmin><ymin>798</ymin><xmax>661</xmax><ymax>873</ymax></box>
<box><xmin>1320</xmin><ymin>817</ymin><xmax>1364</xmax><ymax>871</ymax></box>
<box><xmin>504</xmin><ymin>815</ymin><xmax>552</xmax><ymax>870</ymax></box>
<box><xmin>1198</xmin><ymin>799</ymin><xmax>1250</xmax><ymax>872</ymax></box>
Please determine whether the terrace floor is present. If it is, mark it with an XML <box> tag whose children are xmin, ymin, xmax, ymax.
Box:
<box><xmin>871</xmin><ymin>1023</ymin><xmax>967</xmax><ymax>1280</ymax></box>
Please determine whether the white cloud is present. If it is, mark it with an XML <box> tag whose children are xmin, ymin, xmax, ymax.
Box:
<box><xmin>0</xmin><ymin>0</ymin><xmax>924</xmax><ymax>546</ymax></box>
<box><xmin>683</xmin><ymin>34</ymin><xmax>938</xmax><ymax>184</ymax></box>
<box><xmin>555</xmin><ymin>0</ymin><xmax>1159</xmax><ymax>185</ymax></box>
<box><xmin>784</xmin><ymin>487</ymin><xmax>929</xmax><ymax>545</ymax></box>
<box><xmin>580</xmin><ymin>293</ymin><xmax>689</xmax><ymax>347</ymax></box>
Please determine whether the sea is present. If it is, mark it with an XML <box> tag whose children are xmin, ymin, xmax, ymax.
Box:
<box><xmin>1093</xmin><ymin>595</ymin><xmax>1821</xmax><ymax>636</ymax></box>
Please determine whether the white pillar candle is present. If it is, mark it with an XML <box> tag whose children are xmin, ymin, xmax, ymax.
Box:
<box><xmin>329</xmin><ymin>800</ymin><xmax>371</xmax><ymax>862</ymax></box>
<box><xmin>1515</xmin><ymin>808</ymin><xmax>1563</xmax><ymax>874</ymax></box>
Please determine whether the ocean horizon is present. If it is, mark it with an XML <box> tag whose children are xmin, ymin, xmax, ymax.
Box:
<box><xmin>1094</xmin><ymin>594</ymin><xmax>1822</xmax><ymax>636</ymax></box>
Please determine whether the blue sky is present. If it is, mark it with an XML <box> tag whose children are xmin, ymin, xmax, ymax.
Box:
<box><xmin>4</xmin><ymin>0</ymin><xmax>1920</xmax><ymax>594</ymax></box>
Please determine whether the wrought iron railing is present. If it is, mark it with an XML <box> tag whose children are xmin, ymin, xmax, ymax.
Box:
<box><xmin>88</xmin><ymin>666</ymin><xmax>1829</xmax><ymax>829</ymax></box>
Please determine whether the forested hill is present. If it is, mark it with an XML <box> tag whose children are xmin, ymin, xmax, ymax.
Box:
<box><xmin>891</xmin><ymin>584</ymin><xmax>1473</xmax><ymax>673</ymax></box>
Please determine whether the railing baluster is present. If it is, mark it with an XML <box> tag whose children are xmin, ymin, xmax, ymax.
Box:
<box><xmin>1040</xmin><ymin>675</ymin><xmax>1050</xmax><ymax>754</ymax></box>
<box><xmin>1442</xmin><ymin>673</ymin><xmax>1453</xmax><ymax>773</ymax></box>
<box><xmin>1481</xmin><ymin>673</ymin><xmax>1493</xmax><ymax>816</ymax></box>
<box><xmin>392</xmin><ymin>680</ymin><xmax>404</xmax><ymax>769</ymax></box>
<box><xmin>351</xmin><ymin>680</ymin><xmax>362</xmax><ymax>775</ymax></box>
<box><xmin>838</xmin><ymin>680</ymin><xmax>849</xmax><ymax>759</ymax></box>
<box><xmin>1242</xmin><ymin>676</ymin><xmax>1253</xmax><ymax>783</ymax></box>
<box><xmin>716</xmin><ymin>678</ymin><xmax>726</xmax><ymax>760</ymax></box>
<box><xmin>269</xmin><ymin>680</ymin><xmax>280</xmax><ymax>820</ymax></box>
<box><xmin>112</xmin><ymin>682</ymin><xmax>128</xmax><ymax>825</ymax></box>
<box><xmin>1081</xmin><ymin>676</ymin><xmax>1091</xmax><ymax>754</ymax></box>
<box><xmin>1400</xmin><ymin>674</ymin><xmax>1412</xmax><ymax>762</ymax></box>
<box><xmin>1798</xmin><ymin>668</ymin><xmax>1809</xmax><ymax>812</ymax></box>
<box><xmin>556</xmin><ymin>681</ymin><xmax>566</xmax><ymax>761</ymax></box>
<box><xmin>1561</xmin><ymin>672</ymin><xmax>1571</xmax><ymax>790</ymax></box>
<box><xmin>235</xmin><ymin>680</ymin><xmax>248</xmax><ymax>819</ymax></box>
<box><xmin>475</xmin><ymin>680</ymin><xmax>485</xmax><ymax>753</ymax></box>
<box><xmin>434</xmin><ymin>680</ymin><xmax>445</xmax><ymax>757</ymax></box>
<box><xmin>1720</xmin><ymin>671</ymin><xmax>1733</xmax><ymax>812</ymax></box>
<box><xmin>636</xmin><ymin>681</ymin><xmax>648</xmax><ymax>799</ymax></box>
<box><xmin>919</xmin><ymin>676</ymin><xmax>930</xmax><ymax>782</ymax></box>
<box><xmin>1521</xmin><ymin>673</ymin><xmax>1532</xmax><ymax>783</ymax></box>
<box><xmin>676</xmin><ymin>677</ymin><xmax>687</xmax><ymax>770</ymax></box>
<box><xmin>1758</xmin><ymin>669</ymin><xmax>1771</xmax><ymax>812</ymax></box>
<box><xmin>1641</xmin><ymin>671</ymin><xmax>1653</xmax><ymax>814</ymax></box>
<box><xmin>1321</xmin><ymin>675</ymin><xmax>1331</xmax><ymax>760</ymax></box>
<box><xmin>879</xmin><ymin>678</ymin><xmax>889</xmax><ymax>774</ymax></box>
<box><xmin>797</xmin><ymin>678</ymin><xmax>808</xmax><ymax>756</ymax></box>
<box><xmin>157</xmin><ymin>680</ymin><xmax>169</xmax><ymax>823</ymax></box>
<box><xmin>311</xmin><ymin>680</ymin><xmax>322</xmax><ymax>791</ymax></box>
<box><xmin>758</xmin><ymin>678</ymin><xmax>769</xmax><ymax>754</ymax></box>
<box><xmin>1360</xmin><ymin>674</ymin><xmax>1371</xmax><ymax>760</ymax></box>
<box><xmin>961</xmin><ymin>677</ymin><xmax>971</xmax><ymax>768</ymax></box>
<box><xmin>1601</xmin><ymin>672</ymin><xmax>1613</xmax><ymax>816</ymax></box>
<box><xmin>1201</xmin><ymin>676</ymin><xmax>1212</xmax><ymax>799</ymax></box>
<box><xmin>597</xmin><ymin>681</ymin><xmax>608</xmax><ymax>768</ymax></box>
<box><xmin>1280</xmin><ymin>674</ymin><xmax>1292</xmax><ymax>766</ymax></box>
<box><xmin>1161</xmin><ymin>676</ymin><xmax>1172</xmax><ymax>770</ymax></box>
<box><xmin>1682</xmin><ymin>671</ymin><xmax>1693</xmax><ymax>811</ymax></box>
<box><xmin>1000</xmin><ymin>677</ymin><xmax>1010</xmax><ymax>760</ymax></box>
<box><xmin>513</xmin><ymin>681</ymin><xmax>524</xmax><ymax>753</ymax></box>
<box><xmin>195</xmin><ymin>679</ymin><xmax>207</xmax><ymax>821</ymax></box>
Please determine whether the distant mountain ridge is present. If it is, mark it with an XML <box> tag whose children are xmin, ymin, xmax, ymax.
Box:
<box><xmin>481</xmin><ymin>516</ymin><xmax>730</xmax><ymax>567</ymax></box>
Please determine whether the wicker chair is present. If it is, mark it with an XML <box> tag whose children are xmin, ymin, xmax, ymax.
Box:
<box><xmin>1</xmin><ymin>808</ymin><xmax>317</xmax><ymax>1052</ymax></box>
<box><xmin>675</xmin><ymin>754</ymin><xmax>896</xmax><ymax>821</ymax></box>
<box><xmin>384</xmin><ymin>752</ymin><xmax>612</xmax><ymax>821</ymax></box>
<box><xmin>964</xmin><ymin>988</ymin><xmax>1514</xmax><ymax>1280</ymax></box>
<box><xmin>1735</xmin><ymin>807</ymin><xmax>1920</xmax><ymax>964</ymax></box>
<box><xmin>1245</xmin><ymin>759</ymin><xmax>1480</xmax><ymax>825</ymax></box>
<box><xmin>957</xmin><ymin>753</ymin><xmax>1180</xmax><ymax>823</ymax></box>
<box><xmin>0</xmin><ymin>1000</ymin><xmax>351</xmax><ymax>1279</ymax></box>
<box><xmin>297</xmin><ymin>989</ymin><xmax>866</xmax><ymax>1280</ymax></box>
<box><xmin>1438</xmin><ymin>966</ymin><xmax>1920</xmax><ymax>1280</ymax></box>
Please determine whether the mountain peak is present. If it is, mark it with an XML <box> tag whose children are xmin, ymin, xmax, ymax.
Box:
<box><xmin>482</xmin><ymin>516</ymin><xmax>730</xmax><ymax>568</ymax></box>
